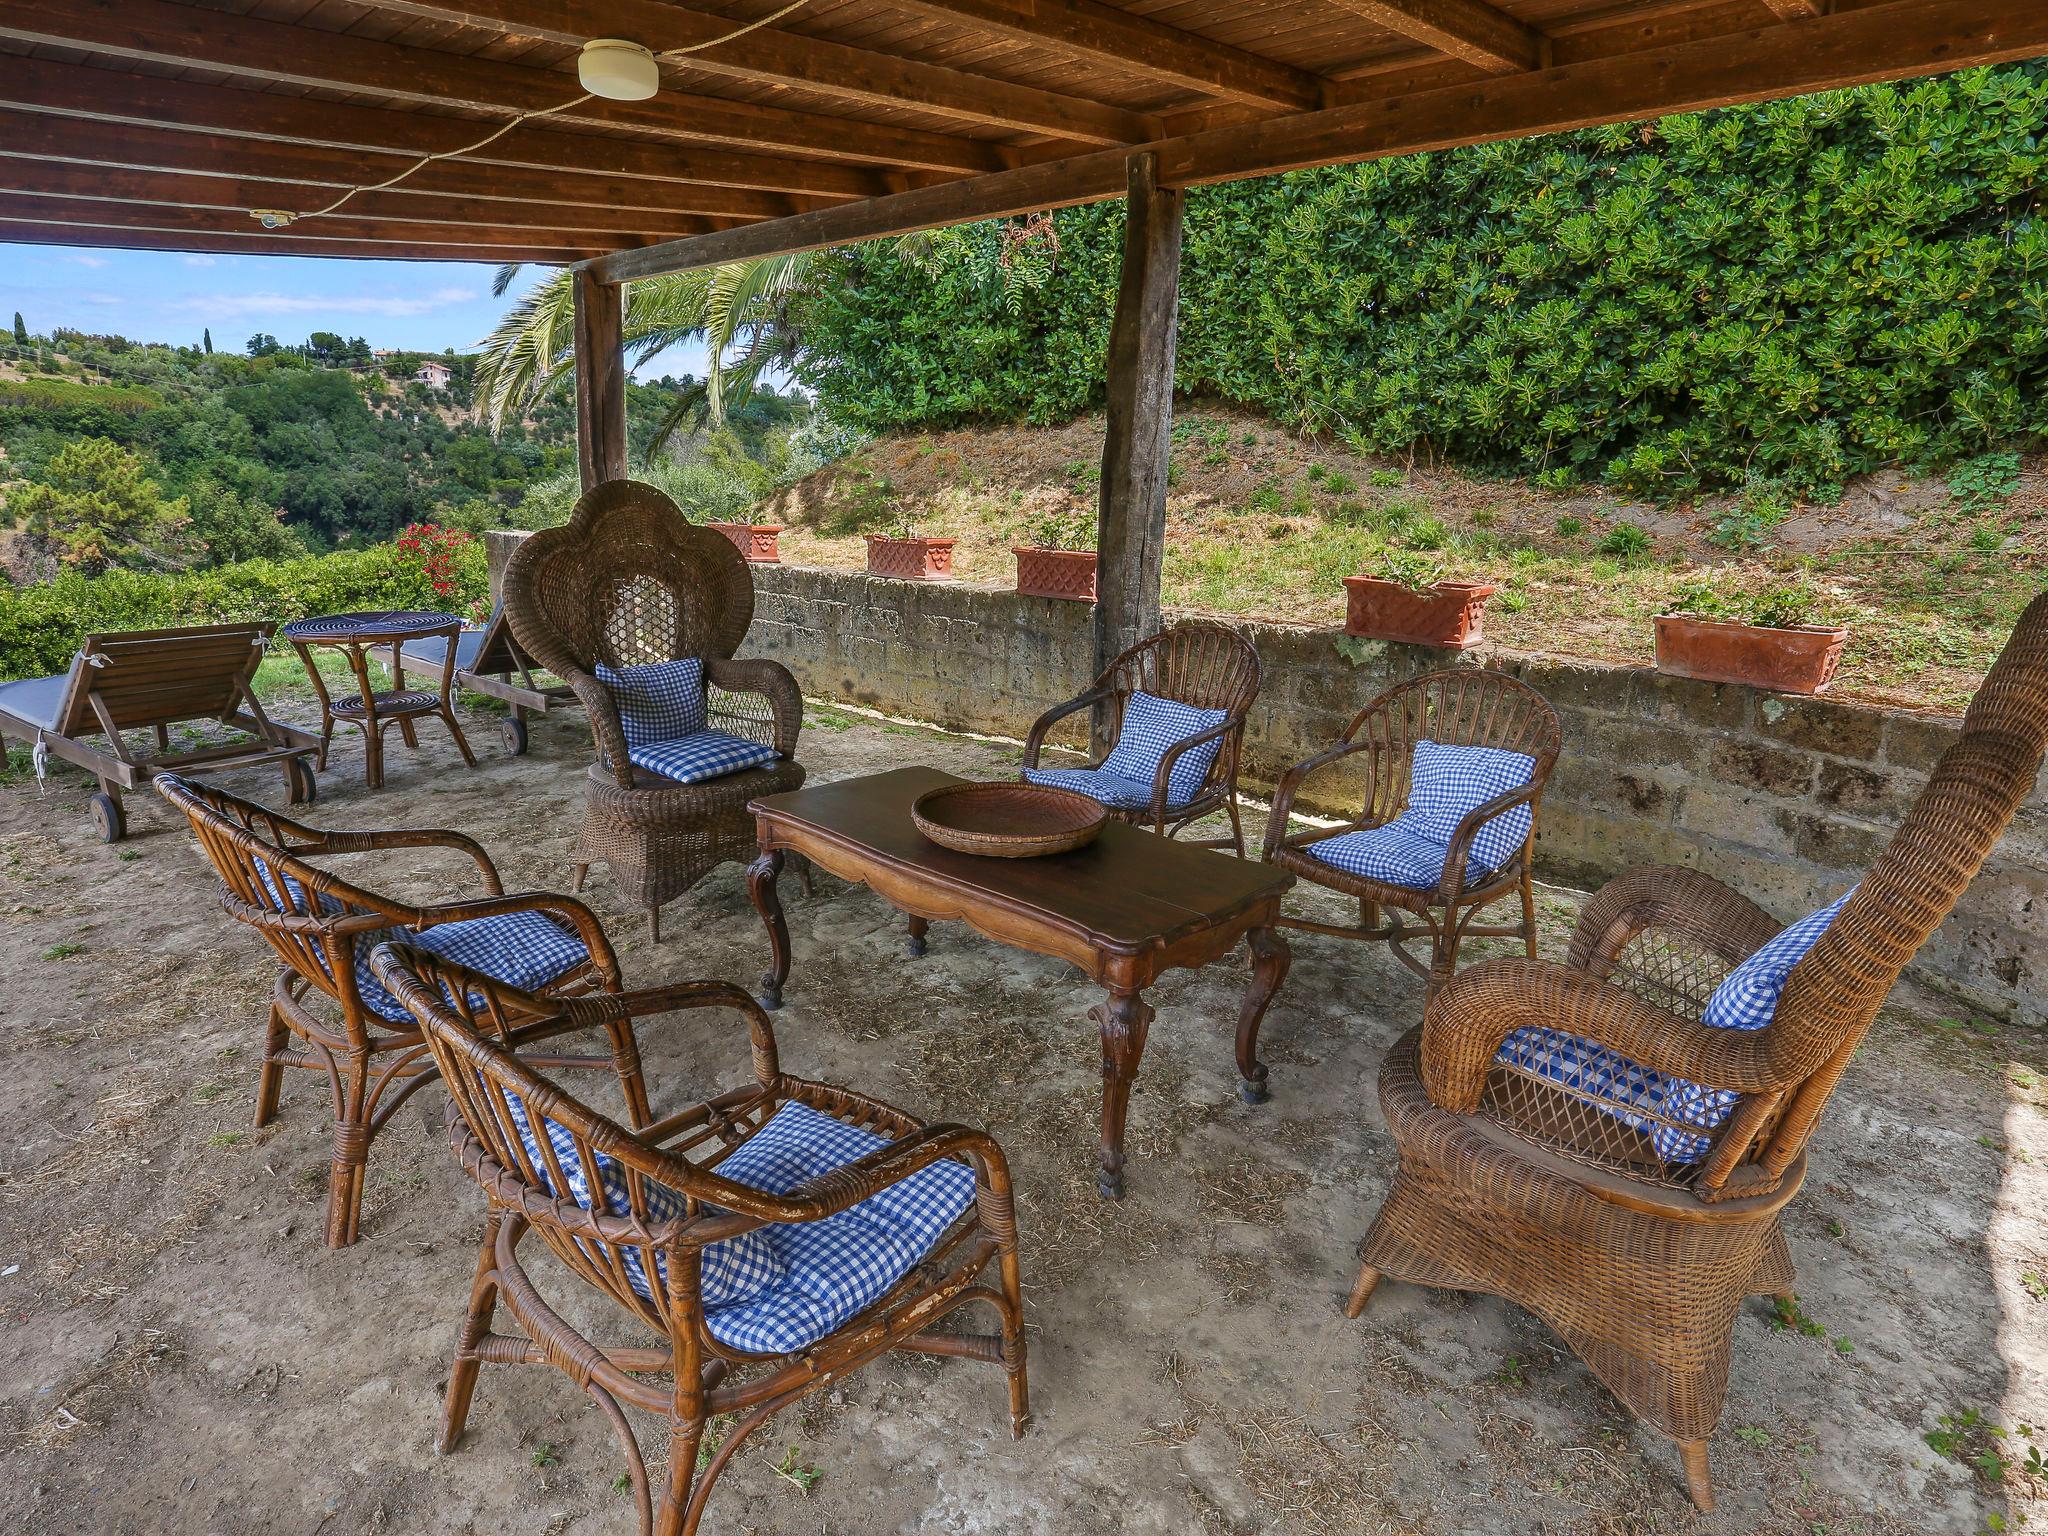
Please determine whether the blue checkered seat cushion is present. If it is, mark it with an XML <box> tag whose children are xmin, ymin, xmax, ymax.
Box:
<box><xmin>248</xmin><ymin>855</ymin><xmax>589</xmax><ymax>1024</ymax></box>
<box><xmin>1307</xmin><ymin>739</ymin><xmax>1537</xmax><ymax>891</ymax></box>
<box><xmin>1023</xmin><ymin>690</ymin><xmax>1229</xmax><ymax>811</ymax></box>
<box><xmin>1496</xmin><ymin>887</ymin><xmax>1855</xmax><ymax>1163</ymax></box>
<box><xmin>628</xmin><ymin>730</ymin><xmax>779</xmax><ymax>785</ymax></box>
<box><xmin>597</xmin><ymin>657</ymin><xmax>707</xmax><ymax>746</ymax></box>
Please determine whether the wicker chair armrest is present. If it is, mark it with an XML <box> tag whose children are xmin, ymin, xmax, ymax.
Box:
<box><xmin>703</xmin><ymin>656</ymin><xmax>803</xmax><ymax>755</ymax></box>
<box><xmin>1565</xmin><ymin>865</ymin><xmax>1783</xmax><ymax>980</ymax></box>
<box><xmin>311</xmin><ymin>826</ymin><xmax>506</xmax><ymax>896</ymax></box>
<box><xmin>553</xmin><ymin>667</ymin><xmax>635</xmax><ymax>786</ymax></box>
<box><xmin>682</xmin><ymin>1119</ymin><xmax>1011</xmax><ymax>1228</ymax></box>
<box><xmin>1022</xmin><ymin>684</ymin><xmax>1114</xmax><ymax>768</ymax></box>
<box><xmin>1262</xmin><ymin>740</ymin><xmax>1379</xmax><ymax>857</ymax></box>
<box><xmin>408</xmin><ymin>891</ymin><xmax>622</xmax><ymax>988</ymax></box>
<box><xmin>1148</xmin><ymin>715</ymin><xmax>1239</xmax><ymax>819</ymax></box>
<box><xmin>560</xmin><ymin>979</ymin><xmax>781</xmax><ymax>1086</ymax></box>
<box><xmin>1433</xmin><ymin>779</ymin><xmax>1544</xmax><ymax>905</ymax></box>
<box><xmin>1419</xmin><ymin>956</ymin><xmax>1789</xmax><ymax>1114</ymax></box>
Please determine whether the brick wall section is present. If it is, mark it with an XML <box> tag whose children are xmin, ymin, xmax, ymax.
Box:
<box><xmin>742</xmin><ymin>564</ymin><xmax>2047</xmax><ymax>1024</ymax></box>
<box><xmin>485</xmin><ymin>537</ymin><xmax>2046</xmax><ymax>1022</ymax></box>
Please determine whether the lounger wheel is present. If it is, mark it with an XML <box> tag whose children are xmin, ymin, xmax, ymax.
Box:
<box><xmin>285</xmin><ymin>756</ymin><xmax>317</xmax><ymax>806</ymax></box>
<box><xmin>499</xmin><ymin>716</ymin><xmax>529</xmax><ymax>756</ymax></box>
<box><xmin>90</xmin><ymin>791</ymin><xmax>126</xmax><ymax>844</ymax></box>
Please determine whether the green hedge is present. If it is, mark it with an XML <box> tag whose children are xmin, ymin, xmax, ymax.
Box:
<box><xmin>798</xmin><ymin>65</ymin><xmax>2048</xmax><ymax>498</ymax></box>
<box><xmin>0</xmin><ymin>541</ymin><xmax>488</xmax><ymax>681</ymax></box>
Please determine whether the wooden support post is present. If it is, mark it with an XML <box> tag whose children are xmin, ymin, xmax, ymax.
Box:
<box><xmin>1093</xmin><ymin>151</ymin><xmax>1183</xmax><ymax>756</ymax></box>
<box><xmin>572</xmin><ymin>265</ymin><xmax>627</xmax><ymax>491</ymax></box>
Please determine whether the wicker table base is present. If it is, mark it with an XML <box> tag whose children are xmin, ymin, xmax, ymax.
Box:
<box><xmin>747</xmin><ymin>766</ymin><xmax>1295</xmax><ymax>1198</ymax></box>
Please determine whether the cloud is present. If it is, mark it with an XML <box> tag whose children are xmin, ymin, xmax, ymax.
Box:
<box><xmin>68</xmin><ymin>254</ymin><xmax>108</xmax><ymax>269</ymax></box>
<box><xmin>183</xmin><ymin>255</ymin><xmax>217</xmax><ymax>268</ymax></box>
<box><xmin>80</xmin><ymin>292</ymin><xmax>124</xmax><ymax>307</ymax></box>
<box><xmin>168</xmin><ymin>285</ymin><xmax>480</xmax><ymax>322</ymax></box>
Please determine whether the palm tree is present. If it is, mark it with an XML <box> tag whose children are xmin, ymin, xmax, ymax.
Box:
<box><xmin>472</xmin><ymin>252</ymin><xmax>819</xmax><ymax>448</ymax></box>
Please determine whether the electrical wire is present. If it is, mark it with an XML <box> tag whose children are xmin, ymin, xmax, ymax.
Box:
<box><xmin>262</xmin><ymin>0</ymin><xmax>815</xmax><ymax>229</ymax></box>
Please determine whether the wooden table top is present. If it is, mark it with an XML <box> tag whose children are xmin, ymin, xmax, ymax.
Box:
<box><xmin>751</xmin><ymin>766</ymin><xmax>1292</xmax><ymax>956</ymax></box>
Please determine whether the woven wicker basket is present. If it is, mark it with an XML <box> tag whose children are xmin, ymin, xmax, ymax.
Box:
<box><xmin>911</xmin><ymin>781</ymin><xmax>1107</xmax><ymax>858</ymax></box>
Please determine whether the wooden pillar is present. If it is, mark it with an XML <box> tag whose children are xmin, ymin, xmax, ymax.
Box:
<box><xmin>572</xmin><ymin>265</ymin><xmax>627</xmax><ymax>490</ymax></box>
<box><xmin>1094</xmin><ymin>151</ymin><xmax>1184</xmax><ymax>755</ymax></box>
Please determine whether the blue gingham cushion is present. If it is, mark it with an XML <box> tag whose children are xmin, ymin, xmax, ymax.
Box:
<box><xmin>1702</xmin><ymin>888</ymin><xmax>1856</xmax><ymax>1031</ymax></box>
<box><xmin>354</xmin><ymin>909</ymin><xmax>590</xmax><ymax>1023</ymax></box>
<box><xmin>1497</xmin><ymin>888</ymin><xmax>1855</xmax><ymax>1163</ymax></box>
<box><xmin>1022</xmin><ymin>764</ymin><xmax>1160</xmax><ymax>811</ymax></box>
<box><xmin>1406</xmin><ymin>740</ymin><xmax>1537</xmax><ymax>873</ymax></box>
<box><xmin>1305</xmin><ymin>814</ymin><xmax>1491</xmax><ymax>890</ymax></box>
<box><xmin>498</xmin><ymin>1089</ymin><xmax>785</xmax><ymax>1308</ymax></box>
<box><xmin>1100</xmin><ymin>691</ymin><xmax>1229</xmax><ymax>807</ymax></box>
<box><xmin>596</xmin><ymin>657</ymin><xmax>706</xmax><ymax>749</ymax></box>
<box><xmin>702</xmin><ymin>1101</ymin><xmax>977</xmax><ymax>1355</ymax></box>
<box><xmin>628</xmin><ymin>729</ymin><xmax>778</xmax><ymax>785</ymax></box>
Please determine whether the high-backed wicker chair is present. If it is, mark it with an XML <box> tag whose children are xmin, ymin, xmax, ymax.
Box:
<box><xmin>502</xmin><ymin>480</ymin><xmax>805</xmax><ymax>939</ymax></box>
<box><xmin>1263</xmin><ymin>669</ymin><xmax>1561</xmax><ymax>1000</ymax></box>
<box><xmin>1020</xmin><ymin>622</ymin><xmax>1261</xmax><ymax>854</ymax></box>
<box><xmin>156</xmin><ymin>772</ymin><xmax>634</xmax><ymax>1248</ymax></box>
<box><xmin>371</xmin><ymin>945</ymin><xmax>1029</xmax><ymax>1536</ymax></box>
<box><xmin>1344</xmin><ymin>593</ymin><xmax>2048</xmax><ymax>1511</ymax></box>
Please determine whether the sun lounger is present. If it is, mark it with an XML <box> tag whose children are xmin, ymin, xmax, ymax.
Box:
<box><xmin>386</xmin><ymin>601</ymin><xmax>576</xmax><ymax>754</ymax></box>
<box><xmin>0</xmin><ymin>622</ymin><xmax>318</xmax><ymax>841</ymax></box>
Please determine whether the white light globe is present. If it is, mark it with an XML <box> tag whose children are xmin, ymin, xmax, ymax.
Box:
<box><xmin>579</xmin><ymin>39</ymin><xmax>659</xmax><ymax>102</ymax></box>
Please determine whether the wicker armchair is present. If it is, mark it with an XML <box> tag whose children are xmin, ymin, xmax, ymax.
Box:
<box><xmin>370</xmin><ymin>945</ymin><xmax>1029</xmax><ymax>1536</ymax></box>
<box><xmin>1264</xmin><ymin>669</ymin><xmax>1561</xmax><ymax>1000</ymax></box>
<box><xmin>1020</xmin><ymin>622</ymin><xmax>1261</xmax><ymax>854</ymax></box>
<box><xmin>155</xmin><ymin>772</ymin><xmax>633</xmax><ymax>1248</ymax></box>
<box><xmin>502</xmin><ymin>480</ymin><xmax>806</xmax><ymax>939</ymax></box>
<box><xmin>1345</xmin><ymin>592</ymin><xmax>2048</xmax><ymax>1511</ymax></box>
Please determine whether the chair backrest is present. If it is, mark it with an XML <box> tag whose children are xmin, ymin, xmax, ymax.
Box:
<box><xmin>154</xmin><ymin>772</ymin><xmax>391</xmax><ymax>1031</ymax></box>
<box><xmin>1739</xmin><ymin>591</ymin><xmax>2048</xmax><ymax>1184</ymax></box>
<box><xmin>52</xmin><ymin>623</ymin><xmax>273</xmax><ymax>737</ymax></box>
<box><xmin>1346</xmin><ymin>668</ymin><xmax>1564</xmax><ymax>826</ymax></box>
<box><xmin>503</xmin><ymin>480</ymin><xmax>753</xmax><ymax>679</ymax></box>
<box><xmin>1096</xmin><ymin>622</ymin><xmax>1262</xmax><ymax>782</ymax></box>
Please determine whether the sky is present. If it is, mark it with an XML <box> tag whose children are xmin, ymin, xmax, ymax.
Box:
<box><xmin>0</xmin><ymin>243</ymin><xmax>709</xmax><ymax>376</ymax></box>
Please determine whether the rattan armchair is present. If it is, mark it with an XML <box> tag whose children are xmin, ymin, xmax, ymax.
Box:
<box><xmin>503</xmin><ymin>480</ymin><xmax>806</xmax><ymax>940</ymax></box>
<box><xmin>371</xmin><ymin>945</ymin><xmax>1029</xmax><ymax>1536</ymax></box>
<box><xmin>1021</xmin><ymin>622</ymin><xmax>1261</xmax><ymax>854</ymax></box>
<box><xmin>156</xmin><ymin>772</ymin><xmax>633</xmax><ymax>1248</ymax></box>
<box><xmin>1344</xmin><ymin>592</ymin><xmax>2048</xmax><ymax>1511</ymax></box>
<box><xmin>1264</xmin><ymin>669</ymin><xmax>1561</xmax><ymax>999</ymax></box>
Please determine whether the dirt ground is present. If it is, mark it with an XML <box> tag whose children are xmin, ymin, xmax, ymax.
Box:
<box><xmin>3</xmin><ymin>691</ymin><xmax>2046</xmax><ymax>1535</ymax></box>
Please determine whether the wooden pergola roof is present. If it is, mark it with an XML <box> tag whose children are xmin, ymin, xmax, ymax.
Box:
<box><xmin>1</xmin><ymin>0</ymin><xmax>2043</xmax><ymax>275</ymax></box>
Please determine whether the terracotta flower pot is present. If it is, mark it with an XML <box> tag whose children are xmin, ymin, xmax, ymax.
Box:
<box><xmin>1342</xmin><ymin>577</ymin><xmax>1497</xmax><ymax>649</ymax></box>
<box><xmin>866</xmin><ymin>534</ymin><xmax>955</xmax><ymax>581</ymax></box>
<box><xmin>1013</xmin><ymin>546</ymin><xmax>1096</xmax><ymax>602</ymax></box>
<box><xmin>1654</xmin><ymin>614</ymin><xmax>1849</xmax><ymax>695</ymax></box>
<box><xmin>708</xmin><ymin>522</ymin><xmax>782</xmax><ymax>563</ymax></box>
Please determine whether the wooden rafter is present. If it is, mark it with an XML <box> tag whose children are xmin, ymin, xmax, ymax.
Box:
<box><xmin>0</xmin><ymin>0</ymin><xmax>1024</xmax><ymax>174</ymax></box>
<box><xmin>0</xmin><ymin>222</ymin><xmax>604</xmax><ymax>263</ymax></box>
<box><xmin>0</xmin><ymin>193</ymin><xmax>654</xmax><ymax>252</ymax></box>
<box><xmin>0</xmin><ymin>57</ymin><xmax>887</xmax><ymax>200</ymax></box>
<box><xmin>355</xmin><ymin>0</ymin><xmax>1156</xmax><ymax>145</ymax></box>
<box><xmin>1323</xmin><ymin>0</ymin><xmax>1545</xmax><ymax>74</ymax></box>
<box><xmin>1760</xmin><ymin>1</ymin><xmax>1827</xmax><ymax>17</ymax></box>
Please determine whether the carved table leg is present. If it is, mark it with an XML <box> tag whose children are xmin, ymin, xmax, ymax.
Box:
<box><xmin>1235</xmin><ymin>925</ymin><xmax>1292</xmax><ymax>1105</ymax></box>
<box><xmin>745</xmin><ymin>849</ymin><xmax>789</xmax><ymax>1011</ymax></box>
<box><xmin>1089</xmin><ymin>987</ymin><xmax>1154</xmax><ymax>1200</ymax></box>
<box><xmin>905</xmin><ymin>915</ymin><xmax>929</xmax><ymax>958</ymax></box>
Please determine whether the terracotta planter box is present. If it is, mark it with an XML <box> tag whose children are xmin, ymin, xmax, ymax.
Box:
<box><xmin>1654</xmin><ymin>614</ymin><xmax>1849</xmax><ymax>695</ymax></box>
<box><xmin>866</xmin><ymin>534</ymin><xmax>955</xmax><ymax>581</ymax></box>
<box><xmin>1013</xmin><ymin>546</ymin><xmax>1097</xmax><ymax>602</ymax></box>
<box><xmin>1342</xmin><ymin>577</ymin><xmax>1497</xmax><ymax>649</ymax></box>
<box><xmin>708</xmin><ymin>522</ymin><xmax>782</xmax><ymax>563</ymax></box>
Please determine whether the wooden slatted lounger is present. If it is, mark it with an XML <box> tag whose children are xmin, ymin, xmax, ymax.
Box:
<box><xmin>0</xmin><ymin>622</ymin><xmax>319</xmax><ymax>842</ymax></box>
<box><xmin>385</xmin><ymin>601</ymin><xmax>577</xmax><ymax>756</ymax></box>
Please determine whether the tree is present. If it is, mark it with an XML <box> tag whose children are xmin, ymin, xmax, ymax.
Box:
<box><xmin>12</xmin><ymin>437</ymin><xmax>191</xmax><ymax>574</ymax></box>
<box><xmin>10</xmin><ymin>312</ymin><xmax>25</xmax><ymax>346</ymax></box>
<box><xmin>306</xmin><ymin>331</ymin><xmax>347</xmax><ymax>366</ymax></box>
<box><xmin>247</xmin><ymin>333</ymin><xmax>280</xmax><ymax>357</ymax></box>
<box><xmin>203</xmin><ymin>327</ymin><xmax>213</xmax><ymax>355</ymax></box>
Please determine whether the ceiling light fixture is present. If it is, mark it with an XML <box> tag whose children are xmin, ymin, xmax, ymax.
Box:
<box><xmin>249</xmin><ymin>209</ymin><xmax>298</xmax><ymax>229</ymax></box>
<box><xmin>579</xmin><ymin>39</ymin><xmax>660</xmax><ymax>101</ymax></box>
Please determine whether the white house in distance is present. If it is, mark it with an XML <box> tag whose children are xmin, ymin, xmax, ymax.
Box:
<box><xmin>414</xmin><ymin>359</ymin><xmax>453</xmax><ymax>390</ymax></box>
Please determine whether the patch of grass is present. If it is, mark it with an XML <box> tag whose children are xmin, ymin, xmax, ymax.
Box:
<box><xmin>43</xmin><ymin>942</ymin><xmax>85</xmax><ymax>960</ymax></box>
<box><xmin>1368</xmin><ymin>468</ymin><xmax>1404</xmax><ymax>489</ymax></box>
<box><xmin>1926</xmin><ymin>1408</ymin><xmax>2046</xmax><ymax>1487</ymax></box>
<box><xmin>1948</xmin><ymin>451</ymin><xmax>2021</xmax><ymax>513</ymax></box>
<box><xmin>531</xmin><ymin>1442</ymin><xmax>560</xmax><ymax>1469</ymax></box>
<box><xmin>1768</xmin><ymin>1293</ymin><xmax>1829</xmax><ymax>1340</ymax></box>
<box><xmin>1597</xmin><ymin>521</ymin><xmax>1653</xmax><ymax>559</ymax></box>
<box><xmin>773</xmin><ymin>1445</ymin><xmax>823</xmax><ymax>1494</ymax></box>
<box><xmin>206</xmin><ymin>1132</ymin><xmax>245</xmax><ymax>1149</ymax></box>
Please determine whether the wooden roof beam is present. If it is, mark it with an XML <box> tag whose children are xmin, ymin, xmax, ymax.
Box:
<box><xmin>0</xmin><ymin>58</ymin><xmax>887</xmax><ymax>200</ymax></box>
<box><xmin>0</xmin><ymin>0</ymin><xmax>1019</xmax><ymax>174</ymax></box>
<box><xmin>589</xmin><ymin>0</ymin><xmax>2048</xmax><ymax>283</ymax></box>
<box><xmin>1759</xmin><ymin>0</ymin><xmax>1827</xmax><ymax>16</ymax></box>
<box><xmin>879</xmin><ymin>0</ymin><xmax>1326</xmax><ymax>110</ymax></box>
<box><xmin>0</xmin><ymin>222</ymin><xmax>602</xmax><ymax>263</ymax></box>
<box><xmin>1323</xmin><ymin>0</ymin><xmax>1545</xmax><ymax>74</ymax></box>
<box><xmin>356</xmin><ymin>0</ymin><xmax>1155</xmax><ymax>145</ymax></box>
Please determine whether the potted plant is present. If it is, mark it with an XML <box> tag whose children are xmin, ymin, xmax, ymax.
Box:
<box><xmin>1013</xmin><ymin>509</ymin><xmax>1096</xmax><ymax>602</ymax></box>
<box><xmin>866</xmin><ymin>520</ymin><xmax>955</xmax><ymax>581</ymax></box>
<box><xmin>1342</xmin><ymin>550</ymin><xmax>1496</xmax><ymax>649</ymax></box>
<box><xmin>1655</xmin><ymin>573</ymin><xmax>1849</xmax><ymax>695</ymax></box>
<box><xmin>707</xmin><ymin>520</ymin><xmax>783</xmax><ymax>563</ymax></box>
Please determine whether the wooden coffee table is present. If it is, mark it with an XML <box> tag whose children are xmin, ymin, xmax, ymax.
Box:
<box><xmin>746</xmin><ymin>766</ymin><xmax>1295</xmax><ymax>1199</ymax></box>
